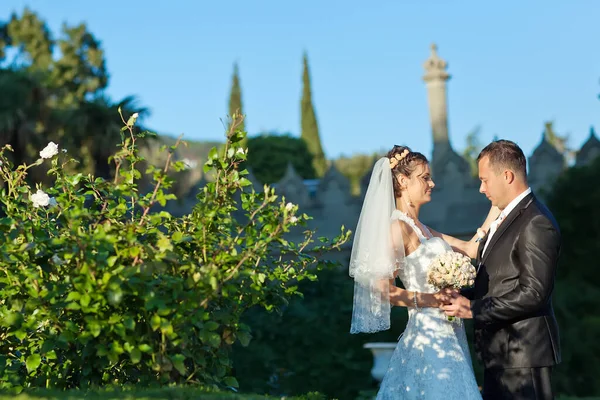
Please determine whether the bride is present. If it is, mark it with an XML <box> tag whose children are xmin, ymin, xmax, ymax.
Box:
<box><xmin>349</xmin><ymin>145</ymin><xmax>498</xmax><ymax>399</ymax></box>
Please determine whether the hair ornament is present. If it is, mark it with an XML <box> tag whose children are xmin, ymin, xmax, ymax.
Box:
<box><xmin>389</xmin><ymin>149</ymin><xmax>410</xmax><ymax>169</ymax></box>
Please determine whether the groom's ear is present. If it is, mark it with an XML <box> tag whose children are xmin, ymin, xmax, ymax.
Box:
<box><xmin>503</xmin><ymin>170</ymin><xmax>516</xmax><ymax>184</ymax></box>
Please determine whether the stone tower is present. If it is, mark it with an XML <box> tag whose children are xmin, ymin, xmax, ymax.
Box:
<box><xmin>420</xmin><ymin>43</ymin><xmax>480</xmax><ymax>234</ymax></box>
<box><xmin>423</xmin><ymin>43</ymin><xmax>451</xmax><ymax>164</ymax></box>
<box><xmin>576</xmin><ymin>127</ymin><xmax>600</xmax><ymax>166</ymax></box>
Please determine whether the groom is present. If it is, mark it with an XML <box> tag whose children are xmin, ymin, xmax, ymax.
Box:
<box><xmin>443</xmin><ymin>140</ymin><xmax>561</xmax><ymax>400</ymax></box>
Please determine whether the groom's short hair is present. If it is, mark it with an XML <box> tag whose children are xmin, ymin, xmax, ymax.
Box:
<box><xmin>477</xmin><ymin>140</ymin><xmax>527</xmax><ymax>179</ymax></box>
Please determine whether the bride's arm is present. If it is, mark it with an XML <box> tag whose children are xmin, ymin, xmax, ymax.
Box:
<box><xmin>389</xmin><ymin>282</ymin><xmax>452</xmax><ymax>308</ymax></box>
<box><xmin>429</xmin><ymin>205</ymin><xmax>501</xmax><ymax>258</ymax></box>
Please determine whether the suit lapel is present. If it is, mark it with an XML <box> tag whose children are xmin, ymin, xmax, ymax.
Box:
<box><xmin>475</xmin><ymin>232</ymin><xmax>489</xmax><ymax>274</ymax></box>
<box><xmin>476</xmin><ymin>232</ymin><xmax>488</xmax><ymax>264</ymax></box>
<box><xmin>481</xmin><ymin>193</ymin><xmax>535</xmax><ymax>264</ymax></box>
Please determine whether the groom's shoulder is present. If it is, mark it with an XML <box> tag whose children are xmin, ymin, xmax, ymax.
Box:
<box><xmin>524</xmin><ymin>196</ymin><xmax>561</xmax><ymax>236</ymax></box>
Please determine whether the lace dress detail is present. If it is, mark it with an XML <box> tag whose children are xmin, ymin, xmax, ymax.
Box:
<box><xmin>376</xmin><ymin>210</ymin><xmax>482</xmax><ymax>400</ymax></box>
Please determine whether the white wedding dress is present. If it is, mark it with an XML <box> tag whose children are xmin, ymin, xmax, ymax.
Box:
<box><xmin>376</xmin><ymin>210</ymin><xmax>482</xmax><ymax>400</ymax></box>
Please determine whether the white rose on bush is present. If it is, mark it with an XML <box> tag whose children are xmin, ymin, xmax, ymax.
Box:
<box><xmin>30</xmin><ymin>189</ymin><xmax>51</xmax><ymax>208</ymax></box>
<box><xmin>39</xmin><ymin>142</ymin><xmax>59</xmax><ymax>159</ymax></box>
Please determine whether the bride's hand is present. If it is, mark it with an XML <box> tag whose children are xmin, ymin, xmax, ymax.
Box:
<box><xmin>482</xmin><ymin>206</ymin><xmax>501</xmax><ymax>230</ymax></box>
<box><xmin>432</xmin><ymin>288</ymin><xmax>458</xmax><ymax>307</ymax></box>
<box><xmin>466</xmin><ymin>238</ymin><xmax>480</xmax><ymax>258</ymax></box>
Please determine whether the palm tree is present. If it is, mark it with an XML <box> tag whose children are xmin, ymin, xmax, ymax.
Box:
<box><xmin>63</xmin><ymin>95</ymin><xmax>149</xmax><ymax>178</ymax></box>
<box><xmin>0</xmin><ymin>68</ymin><xmax>51</xmax><ymax>166</ymax></box>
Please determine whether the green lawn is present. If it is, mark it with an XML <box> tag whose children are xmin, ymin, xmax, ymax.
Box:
<box><xmin>0</xmin><ymin>389</ymin><xmax>597</xmax><ymax>400</ymax></box>
<box><xmin>0</xmin><ymin>387</ymin><xmax>597</xmax><ymax>400</ymax></box>
<box><xmin>0</xmin><ymin>388</ymin><xmax>327</xmax><ymax>400</ymax></box>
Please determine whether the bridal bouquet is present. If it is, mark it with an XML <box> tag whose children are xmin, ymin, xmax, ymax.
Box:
<box><xmin>427</xmin><ymin>251</ymin><xmax>476</xmax><ymax>321</ymax></box>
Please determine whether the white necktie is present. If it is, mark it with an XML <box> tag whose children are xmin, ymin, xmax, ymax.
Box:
<box><xmin>482</xmin><ymin>213</ymin><xmax>505</xmax><ymax>256</ymax></box>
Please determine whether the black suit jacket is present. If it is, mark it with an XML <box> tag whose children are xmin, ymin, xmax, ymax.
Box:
<box><xmin>464</xmin><ymin>193</ymin><xmax>561</xmax><ymax>370</ymax></box>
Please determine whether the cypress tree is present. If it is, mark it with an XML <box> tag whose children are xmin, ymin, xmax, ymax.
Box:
<box><xmin>300</xmin><ymin>53</ymin><xmax>327</xmax><ymax>177</ymax></box>
<box><xmin>228</xmin><ymin>62</ymin><xmax>246</xmax><ymax>146</ymax></box>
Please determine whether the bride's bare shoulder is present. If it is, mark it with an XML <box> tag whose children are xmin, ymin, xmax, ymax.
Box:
<box><xmin>391</xmin><ymin>218</ymin><xmax>421</xmax><ymax>254</ymax></box>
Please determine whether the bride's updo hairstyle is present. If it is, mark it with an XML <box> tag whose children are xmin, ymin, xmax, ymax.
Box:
<box><xmin>386</xmin><ymin>145</ymin><xmax>429</xmax><ymax>198</ymax></box>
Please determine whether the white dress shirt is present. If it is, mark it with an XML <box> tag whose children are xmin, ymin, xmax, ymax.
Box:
<box><xmin>482</xmin><ymin>187</ymin><xmax>532</xmax><ymax>256</ymax></box>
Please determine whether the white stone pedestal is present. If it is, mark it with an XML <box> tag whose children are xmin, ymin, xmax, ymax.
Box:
<box><xmin>363</xmin><ymin>342</ymin><xmax>397</xmax><ymax>383</ymax></box>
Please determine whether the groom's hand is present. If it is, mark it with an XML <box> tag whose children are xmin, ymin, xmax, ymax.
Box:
<box><xmin>433</xmin><ymin>288</ymin><xmax>458</xmax><ymax>306</ymax></box>
<box><xmin>441</xmin><ymin>294</ymin><xmax>473</xmax><ymax>319</ymax></box>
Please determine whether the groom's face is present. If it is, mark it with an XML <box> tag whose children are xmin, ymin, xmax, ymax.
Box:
<box><xmin>478</xmin><ymin>156</ymin><xmax>507</xmax><ymax>209</ymax></box>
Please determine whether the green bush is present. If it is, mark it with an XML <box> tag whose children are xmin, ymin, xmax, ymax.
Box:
<box><xmin>546</xmin><ymin>156</ymin><xmax>600</xmax><ymax>397</ymax></box>
<box><xmin>233</xmin><ymin>265</ymin><xmax>411</xmax><ymax>400</ymax></box>
<box><xmin>246</xmin><ymin>134</ymin><xmax>316</xmax><ymax>184</ymax></box>
<box><xmin>0</xmin><ymin>112</ymin><xmax>349</xmax><ymax>391</ymax></box>
<box><xmin>231</xmin><ymin>265</ymin><xmax>483</xmax><ymax>399</ymax></box>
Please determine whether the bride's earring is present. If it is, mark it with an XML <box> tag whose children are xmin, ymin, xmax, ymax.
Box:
<box><xmin>405</xmin><ymin>191</ymin><xmax>414</xmax><ymax>207</ymax></box>
<box><xmin>400</xmin><ymin>184</ymin><xmax>414</xmax><ymax>207</ymax></box>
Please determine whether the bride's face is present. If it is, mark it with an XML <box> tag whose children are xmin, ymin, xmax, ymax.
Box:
<box><xmin>399</xmin><ymin>162</ymin><xmax>435</xmax><ymax>205</ymax></box>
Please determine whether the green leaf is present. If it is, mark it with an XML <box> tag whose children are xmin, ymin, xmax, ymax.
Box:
<box><xmin>230</xmin><ymin>131</ymin><xmax>244</xmax><ymax>143</ymax></box>
<box><xmin>129</xmin><ymin>348</ymin><xmax>142</xmax><ymax>364</ymax></box>
<box><xmin>18</xmin><ymin>242</ymin><xmax>34</xmax><ymax>252</ymax></box>
<box><xmin>201</xmin><ymin>331</ymin><xmax>221</xmax><ymax>348</ymax></box>
<box><xmin>124</xmin><ymin>317</ymin><xmax>136</xmax><ymax>331</ymax></box>
<box><xmin>157</xmin><ymin>307</ymin><xmax>172</xmax><ymax>317</ymax></box>
<box><xmin>160</xmin><ymin>320</ymin><xmax>173</xmax><ymax>335</ymax></box>
<box><xmin>25</xmin><ymin>354</ymin><xmax>41</xmax><ymax>373</ymax></box>
<box><xmin>2</xmin><ymin>311</ymin><xmax>23</xmax><ymax>327</ymax></box>
<box><xmin>123</xmin><ymin>342</ymin><xmax>134</xmax><ymax>353</ymax></box>
<box><xmin>14</xmin><ymin>330</ymin><xmax>27</xmax><ymax>341</ymax></box>
<box><xmin>102</xmin><ymin>272</ymin><xmax>112</xmax><ymax>285</ymax></box>
<box><xmin>80</xmin><ymin>293</ymin><xmax>91</xmax><ymax>307</ymax></box>
<box><xmin>41</xmin><ymin>340</ymin><xmax>55</xmax><ymax>354</ymax></box>
<box><xmin>209</xmin><ymin>276</ymin><xmax>218</xmax><ymax>290</ymax></box>
<box><xmin>223</xmin><ymin>376</ymin><xmax>239</xmax><ymax>388</ymax></box>
<box><xmin>70</xmin><ymin>173</ymin><xmax>84</xmax><ymax>185</ymax></box>
<box><xmin>138</xmin><ymin>344</ymin><xmax>152</xmax><ymax>353</ymax></box>
<box><xmin>171</xmin><ymin>354</ymin><xmax>187</xmax><ymax>375</ymax></box>
<box><xmin>96</xmin><ymin>345</ymin><xmax>108</xmax><ymax>357</ymax></box>
<box><xmin>107</xmin><ymin>256</ymin><xmax>118</xmax><ymax>267</ymax></box>
<box><xmin>172</xmin><ymin>231</ymin><xmax>184</xmax><ymax>242</ymax></box>
<box><xmin>208</xmin><ymin>147</ymin><xmax>218</xmax><ymax>161</ymax></box>
<box><xmin>129</xmin><ymin>246</ymin><xmax>140</xmax><ymax>258</ymax></box>
<box><xmin>87</xmin><ymin>320</ymin><xmax>102</xmax><ymax>337</ymax></box>
<box><xmin>157</xmin><ymin>235</ymin><xmax>173</xmax><ymax>252</ymax></box>
<box><xmin>237</xmin><ymin>331</ymin><xmax>252</xmax><ymax>347</ymax></box>
<box><xmin>239</xmin><ymin>177</ymin><xmax>251</xmax><ymax>187</ymax></box>
<box><xmin>107</xmin><ymin>288</ymin><xmax>123</xmax><ymax>306</ymax></box>
<box><xmin>150</xmin><ymin>314</ymin><xmax>161</xmax><ymax>331</ymax></box>
<box><xmin>205</xmin><ymin>321</ymin><xmax>219</xmax><ymax>331</ymax></box>
<box><xmin>65</xmin><ymin>292</ymin><xmax>81</xmax><ymax>302</ymax></box>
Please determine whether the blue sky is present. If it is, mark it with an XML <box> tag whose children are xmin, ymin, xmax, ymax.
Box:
<box><xmin>2</xmin><ymin>0</ymin><xmax>600</xmax><ymax>160</ymax></box>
